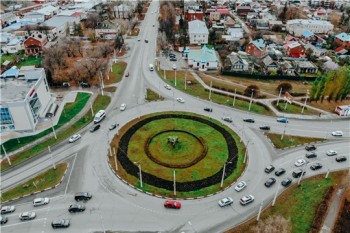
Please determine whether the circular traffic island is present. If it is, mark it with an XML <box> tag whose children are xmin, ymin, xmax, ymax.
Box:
<box><xmin>109</xmin><ymin>112</ymin><xmax>246</xmax><ymax>199</ymax></box>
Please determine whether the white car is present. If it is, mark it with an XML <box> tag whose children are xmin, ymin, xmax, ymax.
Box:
<box><xmin>120</xmin><ymin>103</ymin><xmax>126</xmax><ymax>111</ymax></box>
<box><xmin>19</xmin><ymin>212</ymin><xmax>36</xmax><ymax>221</ymax></box>
<box><xmin>164</xmin><ymin>84</ymin><xmax>171</xmax><ymax>90</ymax></box>
<box><xmin>33</xmin><ymin>197</ymin><xmax>50</xmax><ymax>207</ymax></box>
<box><xmin>218</xmin><ymin>197</ymin><xmax>233</xmax><ymax>207</ymax></box>
<box><xmin>234</xmin><ymin>181</ymin><xmax>247</xmax><ymax>192</ymax></box>
<box><xmin>326</xmin><ymin>150</ymin><xmax>337</xmax><ymax>156</ymax></box>
<box><xmin>1</xmin><ymin>206</ymin><xmax>15</xmax><ymax>214</ymax></box>
<box><xmin>69</xmin><ymin>134</ymin><xmax>81</xmax><ymax>143</ymax></box>
<box><xmin>240</xmin><ymin>195</ymin><xmax>254</xmax><ymax>206</ymax></box>
<box><xmin>172</xmin><ymin>64</ymin><xmax>177</xmax><ymax>70</ymax></box>
<box><xmin>332</xmin><ymin>131</ymin><xmax>343</xmax><ymax>136</ymax></box>
<box><xmin>294</xmin><ymin>159</ymin><xmax>306</xmax><ymax>167</ymax></box>
<box><xmin>176</xmin><ymin>98</ymin><xmax>185</xmax><ymax>103</ymax></box>
<box><xmin>137</xmin><ymin>38</ymin><xmax>141</xmax><ymax>41</ymax></box>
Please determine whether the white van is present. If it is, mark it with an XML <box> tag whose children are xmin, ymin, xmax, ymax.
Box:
<box><xmin>149</xmin><ymin>64</ymin><xmax>154</xmax><ymax>71</ymax></box>
<box><xmin>94</xmin><ymin>110</ymin><xmax>106</xmax><ymax>124</ymax></box>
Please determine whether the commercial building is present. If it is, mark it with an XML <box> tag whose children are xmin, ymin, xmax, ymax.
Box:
<box><xmin>0</xmin><ymin>66</ymin><xmax>52</xmax><ymax>133</ymax></box>
<box><xmin>188</xmin><ymin>20</ymin><xmax>209</xmax><ymax>45</ymax></box>
<box><xmin>286</xmin><ymin>20</ymin><xmax>334</xmax><ymax>37</ymax></box>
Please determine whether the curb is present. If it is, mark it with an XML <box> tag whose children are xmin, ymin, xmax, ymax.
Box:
<box><xmin>1</xmin><ymin>163</ymin><xmax>69</xmax><ymax>204</ymax></box>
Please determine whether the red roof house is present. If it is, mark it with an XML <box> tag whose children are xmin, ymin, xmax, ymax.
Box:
<box><xmin>284</xmin><ymin>42</ymin><xmax>306</xmax><ymax>58</ymax></box>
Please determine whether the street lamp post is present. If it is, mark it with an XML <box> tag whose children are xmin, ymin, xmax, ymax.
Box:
<box><xmin>301</xmin><ymin>90</ymin><xmax>309</xmax><ymax>114</ymax></box>
<box><xmin>99</xmin><ymin>71</ymin><xmax>105</xmax><ymax>96</ymax></box>
<box><xmin>175</xmin><ymin>69</ymin><xmax>177</xmax><ymax>86</ymax></box>
<box><xmin>134</xmin><ymin>162</ymin><xmax>143</xmax><ymax>188</ymax></box>
<box><xmin>248</xmin><ymin>89</ymin><xmax>254</xmax><ymax>111</ymax></box>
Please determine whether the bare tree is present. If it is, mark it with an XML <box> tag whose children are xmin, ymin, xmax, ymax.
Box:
<box><xmin>78</xmin><ymin>58</ymin><xmax>107</xmax><ymax>81</ymax></box>
<box><xmin>43</xmin><ymin>46</ymin><xmax>67</xmax><ymax>72</ymax></box>
<box><xmin>98</xmin><ymin>42</ymin><xmax>113</xmax><ymax>58</ymax></box>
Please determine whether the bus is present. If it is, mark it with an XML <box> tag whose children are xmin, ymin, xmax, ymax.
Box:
<box><xmin>94</xmin><ymin>110</ymin><xmax>106</xmax><ymax>124</ymax></box>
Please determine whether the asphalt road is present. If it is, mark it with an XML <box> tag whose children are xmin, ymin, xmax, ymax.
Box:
<box><xmin>1</xmin><ymin>1</ymin><xmax>350</xmax><ymax>232</ymax></box>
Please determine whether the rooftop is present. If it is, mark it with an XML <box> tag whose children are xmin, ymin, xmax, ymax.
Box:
<box><xmin>188</xmin><ymin>20</ymin><xmax>209</xmax><ymax>34</ymax></box>
<box><xmin>188</xmin><ymin>45</ymin><xmax>218</xmax><ymax>63</ymax></box>
<box><xmin>335</xmin><ymin>32</ymin><xmax>350</xmax><ymax>42</ymax></box>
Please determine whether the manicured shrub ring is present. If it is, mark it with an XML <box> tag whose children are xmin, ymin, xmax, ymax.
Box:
<box><xmin>117</xmin><ymin>114</ymin><xmax>238</xmax><ymax>192</ymax></box>
<box><xmin>144</xmin><ymin>129</ymin><xmax>208</xmax><ymax>168</ymax></box>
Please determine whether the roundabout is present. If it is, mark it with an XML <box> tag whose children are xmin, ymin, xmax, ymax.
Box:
<box><xmin>110</xmin><ymin>112</ymin><xmax>246</xmax><ymax>198</ymax></box>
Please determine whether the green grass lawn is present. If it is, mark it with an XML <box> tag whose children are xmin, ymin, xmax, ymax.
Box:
<box><xmin>1</xmin><ymin>95</ymin><xmax>111</xmax><ymax>172</ymax></box>
<box><xmin>0</xmin><ymin>54</ymin><xmax>43</xmax><ymax>67</ymax></box>
<box><xmin>266</xmin><ymin>133</ymin><xmax>326</xmax><ymax>149</ymax></box>
<box><xmin>0</xmin><ymin>163</ymin><xmax>68</xmax><ymax>203</ymax></box>
<box><xmin>0</xmin><ymin>93</ymin><xmax>90</xmax><ymax>155</ymax></box>
<box><xmin>105</xmin><ymin>62</ymin><xmax>127</xmax><ymax>85</ymax></box>
<box><xmin>274</xmin><ymin>102</ymin><xmax>320</xmax><ymax>115</ymax></box>
<box><xmin>103</xmin><ymin>86</ymin><xmax>117</xmax><ymax>92</ymax></box>
<box><xmin>146</xmin><ymin>88</ymin><xmax>164</xmax><ymax>101</ymax></box>
<box><xmin>158</xmin><ymin>69</ymin><xmax>273</xmax><ymax>116</ymax></box>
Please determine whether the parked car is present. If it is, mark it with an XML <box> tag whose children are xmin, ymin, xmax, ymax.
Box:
<box><xmin>164</xmin><ymin>200</ymin><xmax>181</xmax><ymax>209</ymax></box>
<box><xmin>137</xmin><ymin>38</ymin><xmax>141</xmax><ymax>41</ymax></box>
<box><xmin>169</xmin><ymin>53</ymin><xmax>176</xmax><ymax>58</ymax></box>
<box><xmin>294</xmin><ymin>159</ymin><xmax>306</xmax><ymax>167</ymax></box>
<box><xmin>90</xmin><ymin>124</ymin><xmax>101</xmax><ymax>133</ymax></box>
<box><xmin>264</xmin><ymin>165</ymin><xmax>275</xmax><ymax>173</ymax></box>
<box><xmin>281</xmin><ymin>178</ymin><xmax>292</xmax><ymax>187</ymax></box>
<box><xmin>120</xmin><ymin>103</ymin><xmax>126</xmax><ymax>111</ymax></box>
<box><xmin>275</xmin><ymin>168</ymin><xmax>286</xmax><ymax>176</ymax></box>
<box><xmin>109</xmin><ymin>123</ymin><xmax>119</xmax><ymax>130</ymax></box>
<box><xmin>305</xmin><ymin>145</ymin><xmax>317</xmax><ymax>151</ymax></box>
<box><xmin>33</xmin><ymin>197</ymin><xmax>50</xmax><ymax>207</ymax></box>
<box><xmin>176</xmin><ymin>98</ymin><xmax>185</xmax><ymax>103</ymax></box>
<box><xmin>218</xmin><ymin>197</ymin><xmax>233</xmax><ymax>207</ymax></box>
<box><xmin>62</xmin><ymin>82</ymin><xmax>70</xmax><ymax>87</ymax></box>
<box><xmin>259</xmin><ymin>125</ymin><xmax>270</xmax><ymax>130</ymax></box>
<box><xmin>79</xmin><ymin>81</ymin><xmax>90</xmax><ymax>88</ymax></box>
<box><xmin>264</xmin><ymin>178</ymin><xmax>276</xmax><ymax>187</ymax></box>
<box><xmin>19</xmin><ymin>212</ymin><xmax>36</xmax><ymax>221</ymax></box>
<box><xmin>69</xmin><ymin>134</ymin><xmax>81</xmax><ymax>143</ymax></box>
<box><xmin>243</xmin><ymin>118</ymin><xmax>255</xmax><ymax>123</ymax></box>
<box><xmin>332</xmin><ymin>131</ymin><xmax>343</xmax><ymax>136</ymax></box>
<box><xmin>204</xmin><ymin>107</ymin><xmax>213</xmax><ymax>112</ymax></box>
<box><xmin>74</xmin><ymin>192</ymin><xmax>92</xmax><ymax>201</ymax></box>
<box><xmin>52</xmin><ymin>219</ymin><xmax>70</xmax><ymax>228</ymax></box>
<box><xmin>68</xmin><ymin>204</ymin><xmax>85</xmax><ymax>213</ymax></box>
<box><xmin>164</xmin><ymin>84</ymin><xmax>171</xmax><ymax>90</ymax></box>
<box><xmin>1</xmin><ymin>206</ymin><xmax>15</xmax><ymax>214</ymax></box>
<box><xmin>240</xmin><ymin>195</ymin><xmax>254</xmax><ymax>206</ymax></box>
<box><xmin>335</xmin><ymin>156</ymin><xmax>347</xmax><ymax>162</ymax></box>
<box><xmin>172</xmin><ymin>64</ymin><xmax>177</xmax><ymax>70</ymax></box>
<box><xmin>310</xmin><ymin>162</ymin><xmax>322</xmax><ymax>170</ymax></box>
<box><xmin>292</xmin><ymin>169</ymin><xmax>306</xmax><ymax>178</ymax></box>
<box><xmin>0</xmin><ymin>216</ymin><xmax>8</xmax><ymax>225</ymax></box>
<box><xmin>326</xmin><ymin>150</ymin><xmax>337</xmax><ymax>156</ymax></box>
<box><xmin>222</xmin><ymin>117</ymin><xmax>233</xmax><ymax>123</ymax></box>
<box><xmin>170</xmin><ymin>57</ymin><xmax>177</xmax><ymax>61</ymax></box>
<box><xmin>277</xmin><ymin>117</ymin><xmax>288</xmax><ymax>123</ymax></box>
<box><xmin>234</xmin><ymin>181</ymin><xmax>247</xmax><ymax>192</ymax></box>
<box><xmin>305</xmin><ymin>152</ymin><xmax>317</xmax><ymax>159</ymax></box>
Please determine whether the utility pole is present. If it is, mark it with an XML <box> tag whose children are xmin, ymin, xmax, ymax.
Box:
<box><xmin>173</xmin><ymin>170</ymin><xmax>176</xmax><ymax>196</ymax></box>
<box><xmin>277</xmin><ymin>88</ymin><xmax>282</xmax><ymax>105</ymax></box>
<box><xmin>2</xmin><ymin>144</ymin><xmax>11</xmax><ymax>166</ymax></box>
<box><xmin>248</xmin><ymin>89</ymin><xmax>254</xmax><ymax>111</ymax></box>
<box><xmin>233</xmin><ymin>88</ymin><xmax>236</xmax><ymax>106</ymax></box>
<box><xmin>220</xmin><ymin>163</ymin><xmax>226</xmax><ymax>188</ymax></box>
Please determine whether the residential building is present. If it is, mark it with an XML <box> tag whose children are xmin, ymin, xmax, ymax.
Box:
<box><xmin>245</xmin><ymin>39</ymin><xmax>267</xmax><ymax>57</ymax></box>
<box><xmin>184</xmin><ymin>9</ymin><xmax>204</xmax><ymax>21</ymax></box>
<box><xmin>236</xmin><ymin>6</ymin><xmax>251</xmax><ymax>16</ymax></box>
<box><xmin>334</xmin><ymin>33</ymin><xmax>350</xmax><ymax>49</ymax></box>
<box><xmin>322</xmin><ymin>60</ymin><xmax>339</xmax><ymax>71</ymax></box>
<box><xmin>304</xmin><ymin>43</ymin><xmax>327</xmax><ymax>57</ymax></box>
<box><xmin>0</xmin><ymin>12</ymin><xmax>18</xmax><ymax>29</ymax></box>
<box><xmin>222</xmin><ymin>28</ymin><xmax>244</xmax><ymax>41</ymax></box>
<box><xmin>14</xmin><ymin>25</ymin><xmax>57</xmax><ymax>42</ymax></box>
<box><xmin>23</xmin><ymin>31</ymin><xmax>48</xmax><ymax>55</ymax></box>
<box><xmin>279</xmin><ymin>61</ymin><xmax>296</xmax><ymax>76</ymax></box>
<box><xmin>43</xmin><ymin>15</ymin><xmax>81</xmax><ymax>38</ymax></box>
<box><xmin>114</xmin><ymin>4</ymin><xmax>130</xmax><ymax>19</ymax></box>
<box><xmin>286</xmin><ymin>19</ymin><xmax>334</xmax><ymax>36</ymax></box>
<box><xmin>20</xmin><ymin>12</ymin><xmax>45</xmax><ymax>24</ymax></box>
<box><xmin>187</xmin><ymin>45</ymin><xmax>218</xmax><ymax>71</ymax></box>
<box><xmin>226</xmin><ymin>52</ymin><xmax>250</xmax><ymax>71</ymax></box>
<box><xmin>209</xmin><ymin>11</ymin><xmax>221</xmax><ymax>21</ymax></box>
<box><xmin>293</xmin><ymin>60</ymin><xmax>318</xmax><ymax>74</ymax></box>
<box><xmin>284</xmin><ymin>42</ymin><xmax>306</xmax><ymax>58</ymax></box>
<box><xmin>188</xmin><ymin>20</ymin><xmax>209</xmax><ymax>45</ymax></box>
<box><xmin>0</xmin><ymin>66</ymin><xmax>52</xmax><ymax>133</ymax></box>
<box><xmin>1</xmin><ymin>38</ymin><xmax>24</xmax><ymax>54</ymax></box>
<box><xmin>262</xmin><ymin>55</ymin><xmax>279</xmax><ymax>72</ymax></box>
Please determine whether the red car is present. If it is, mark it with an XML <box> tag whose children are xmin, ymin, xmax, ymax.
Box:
<box><xmin>164</xmin><ymin>200</ymin><xmax>181</xmax><ymax>209</ymax></box>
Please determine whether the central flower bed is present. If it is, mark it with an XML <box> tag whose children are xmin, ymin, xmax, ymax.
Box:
<box><xmin>146</xmin><ymin>130</ymin><xmax>207</xmax><ymax>168</ymax></box>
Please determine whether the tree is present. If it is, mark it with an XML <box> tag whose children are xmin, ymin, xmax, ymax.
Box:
<box><xmin>251</xmin><ymin>215</ymin><xmax>291</xmax><ymax>233</ymax></box>
<box><xmin>98</xmin><ymin>42</ymin><xmax>113</xmax><ymax>58</ymax></box>
<box><xmin>78</xmin><ymin>58</ymin><xmax>107</xmax><ymax>81</ymax></box>
<box><xmin>271</xmin><ymin>25</ymin><xmax>282</xmax><ymax>32</ymax></box>
<box><xmin>278</xmin><ymin>2</ymin><xmax>288</xmax><ymax>22</ymax></box>
<box><xmin>244</xmin><ymin>85</ymin><xmax>259</xmax><ymax>97</ymax></box>
<box><xmin>85</xmin><ymin>13</ymin><xmax>101</xmax><ymax>29</ymax></box>
<box><xmin>276</xmin><ymin>83</ymin><xmax>293</xmax><ymax>94</ymax></box>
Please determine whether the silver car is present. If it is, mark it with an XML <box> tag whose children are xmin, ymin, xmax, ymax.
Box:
<box><xmin>218</xmin><ymin>197</ymin><xmax>233</xmax><ymax>207</ymax></box>
<box><xmin>19</xmin><ymin>212</ymin><xmax>36</xmax><ymax>221</ymax></box>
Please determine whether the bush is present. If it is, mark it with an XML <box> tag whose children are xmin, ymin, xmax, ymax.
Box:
<box><xmin>244</xmin><ymin>85</ymin><xmax>259</xmax><ymax>97</ymax></box>
<box><xmin>277</xmin><ymin>82</ymin><xmax>293</xmax><ymax>94</ymax></box>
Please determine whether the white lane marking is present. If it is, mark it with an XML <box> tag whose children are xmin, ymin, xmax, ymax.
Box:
<box><xmin>64</xmin><ymin>153</ymin><xmax>78</xmax><ymax>195</ymax></box>
<box><xmin>1</xmin><ymin>218</ymin><xmax>47</xmax><ymax>228</ymax></box>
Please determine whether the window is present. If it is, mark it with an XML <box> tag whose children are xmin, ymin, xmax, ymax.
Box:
<box><xmin>29</xmin><ymin>92</ymin><xmax>41</xmax><ymax>119</ymax></box>
<box><xmin>0</xmin><ymin>108</ymin><xmax>13</xmax><ymax>125</ymax></box>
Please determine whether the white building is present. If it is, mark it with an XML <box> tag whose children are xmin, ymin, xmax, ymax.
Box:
<box><xmin>222</xmin><ymin>28</ymin><xmax>244</xmax><ymax>41</ymax></box>
<box><xmin>188</xmin><ymin>20</ymin><xmax>209</xmax><ymax>45</ymax></box>
<box><xmin>0</xmin><ymin>66</ymin><xmax>52</xmax><ymax>133</ymax></box>
<box><xmin>187</xmin><ymin>45</ymin><xmax>218</xmax><ymax>71</ymax></box>
<box><xmin>1</xmin><ymin>38</ymin><xmax>24</xmax><ymax>54</ymax></box>
<box><xmin>286</xmin><ymin>19</ymin><xmax>334</xmax><ymax>37</ymax></box>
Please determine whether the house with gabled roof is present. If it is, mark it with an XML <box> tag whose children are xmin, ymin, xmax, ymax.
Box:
<box><xmin>23</xmin><ymin>31</ymin><xmax>47</xmax><ymax>55</ymax></box>
<box><xmin>245</xmin><ymin>39</ymin><xmax>267</xmax><ymax>57</ymax></box>
<box><xmin>225</xmin><ymin>52</ymin><xmax>250</xmax><ymax>71</ymax></box>
<box><xmin>187</xmin><ymin>45</ymin><xmax>218</xmax><ymax>71</ymax></box>
<box><xmin>188</xmin><ymin>20</ymin><xmax>209</xmax><ymax>45</ymax></box>
<box><xmin>334</xmin><ymin>33</ymin><xmax>350</xmax><ymax>49</ymax></box>
<box><xmin>284</xmin><ymin>42</ymin><xmax>306</xmax><ymax>58</ymax></box>
<box><xmin>261</xmin><ymin>55</ymin><xmax>279</xmax><ymax>72</ymax></box>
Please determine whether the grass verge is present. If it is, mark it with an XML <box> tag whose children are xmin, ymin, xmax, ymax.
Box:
<box><xmin>226</xmin><ymin>171</ymin><xmax>347</xmax><ymax>233</ymax></box>
<box><xmin>106</xmin><ymin>62</ymin><xmax>127</xmax><ymax>85</ymax></box>
<box><xmin>104</xmin><ymin>86</ymin><xmax>117</xmax><ymax>92</ymax></box>
<box><xmin>266</xmin><ymin>133</ymin><xmax>326</xmax><ymax>149</ymax></box>
<box><xmin>146</xmin><ymin>88</ymin><xmax>164</xmax><ymax>101</ymax></box>
<box><xmin>273</xmin><ymin>102</ymin><xmax>320</xmax><ymax>115</ymax></box>
<box><xmin>0</xmin><ymin>93</ymin><xmax>90</xmax><ymax>155</ymax></box>
<box><xmin>0</xmin><ymin>163</ymin><xmax>68</xmax><ymax>203</ymax></box>
<box><xmin>0</xmin><ymin>95</ymin><xmax>111</xmax><ymax>172</ymax></box>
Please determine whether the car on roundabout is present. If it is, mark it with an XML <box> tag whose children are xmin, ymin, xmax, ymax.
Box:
<box><xmin>277</xmin><ymin>117</ymin><xmax>288</xmax><ymax>123</ymax></box>
<box><xmin>305</xmin><ymin>152</ymin><xmax>317</xmax><ymax>159</ymax></box>
<box><xmin>68</xmin><ymin>204</ymin><xmax>85</xmax><ymax>213</ymax></box>
<box><xmin>164</xmin><ymin>84</ymin><xmax>171</xmax><ymax>90</ymax></box>
<box><xmin>125</xmin><ymin>72</ymin><xmax>129</xmax><ymax>77</ymax></box>
<box><xmin>264</xmin><ymin>178</ymin><xmax>276</xmax><ymax>187</ymax></box>
<box><xmin>336</xmin><ymin>156</ymin><xmax>347</xmax><ymax>162</ymax></box>
<box><xmin>275</xmin><ymin>168</ymin><xmax>286</xmax><ymax>176</ymax></box>
<box><xmin>19</xmin><ymin>212</ymin><xmax>36</xmax><ymax>221</ymax></box>
<box><xmin>240</xmin><ymin>195</ymin><xmax>254</xmax><ymax>206</ymax></box>
<box><xmin>120</xmin><ymin>103</ymin><xmax>126</xmax><ymax>111</ymax></box>
<box><xmin>281</xmin><ymin>178</ymin><xmax>292</xmax><ymax>187</ymax></box>
<box><xmin>218</xmin><ymin>197</ymin><xmax>233</xmax><ymax>207</ymax></box>
<box><xmin>243</xmin><ymin>118</ymin><xmax>255</xmax><ymax>123</ymax></box>
<box><xmin>326</xmin><ymin>150</ymin><xmax>337</xmax><ymax>156</ymax></box>
<box><xmin>259</xmin><ymin>125</ymin><xmax>270</xmax><ymax>130</ymax></box>
<box><xmin>90</xmin><ymin>124</ymin><xmax>101</xmax><ymax>133</ymax></box>
<box><xmin>305</xmin><ymin>144</ymin><xmax>317</xmax><ymax>151</ymax></box>
<box><xmin>69</xmin><ymin>134</ymin><xmax>81</xmax><ymax>143</ymax></box>
<box><xmin>1</xmin><ymin>206</ymin><xmax>15</xmax><ymax>214</ymax></box>
<box><xmin>33</xmin><ymin>197</ymin><xmax>50</xmax><ymax>206</ymax></box>
<box><xmin>109</xmin><ymin>123</ymin><xmax>119</xmax><ymax>130</ymax></box>
<box><xmin>310</xmin><ymin>162</ymin><xmax>322</xmax><ymax>171</ymax></box>
<box><xmin>52</xmin><ymin>219</ymin><xmax>70</xmax><ymax>228</ymax></box>
<box><xmin>234</xmin><ymin>181</ymin><xmax>247</xmax><ymax>192</ymax></box>
<box><xmin>172</xmin><ymin>64</ymin><xmax>177</xmax><ymax>70</ymax></box>
<box><xmin>222</xmin><ymin>117</ymin><xmax>233</xmax><ymax>123</ymax></box>
<box><xmin>204</xmin><ymin>107</ymin><xmax>213</xmax><ymax>112</ymax></box>
<box><xmin>294</xmin><ymin>159</ymin><xmax>306</xmax><ymax>167</ymax></box>
<box><xmin>164</xmin><ymin>200</ymin><xmax>181</xmax><ymax>209</ymax></box>
<box><xmin>176</xmin><ymin>98</ymin><xmax>185</xmax><ymax>103</ymax></box>
<box><xmin>332</xmin><ymin>131</ymin><xmax>343</xmax><ymax>136</ymax></box>
<box><xmin>0</xmin><ymin>216</ymin><xmax>8</xmax><ymax>225</ymax></box>
<box><xmin>264</xmin><ymin>165</ymin><xmax>275</xmax><ymax>173</ymax></box>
